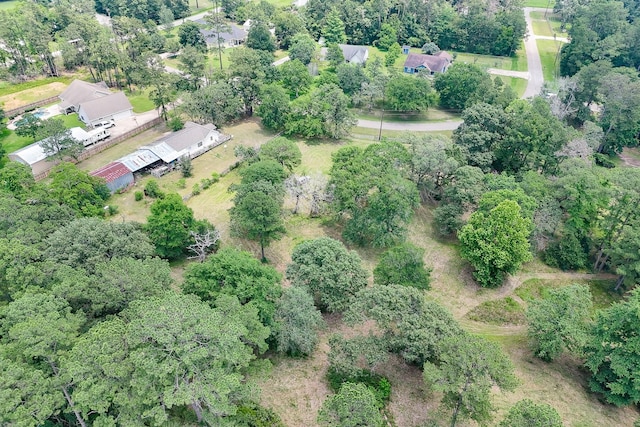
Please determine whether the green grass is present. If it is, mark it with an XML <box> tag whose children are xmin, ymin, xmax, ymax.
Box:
<box><xmin>126</xmin><ymin>90</ymin><xmax>155</xmax><ymax>113</ymax></box>
<box><xmin>350</xmin><ymin>126</ymin><xmax>453</xmax><ymax>139</ymax></box>
<box><xmin>262</xmin><ymin>0</ymin><xmax>294</xmax><ymax>8</ymax></box>
<box><xmin>494</xmin><ymin>75</ymin><xmax>528</xmax><ymax>97</ymax></box>
<box><xmin>0</xmin><ymin>76</ymin><xmax>75</xmax><ymax>98</ymax></box>
<box><xmin>466</xmin><ymin>297</ymin><xmax>526</xmax><ymax>325</ymax></box>
<box><xmin>454</xmin><ymin>47</ymin><xmax>528</xmax><ymax>72</ymax></box>
<box><xmin>355</xmin><ymin>108</ymin><xmax>460</xmax><ymax>123</ymax></box>
<box><xmin>536</xmin><ymin>39</ymin><xmax>563</xmax><ymax>83</ymax></box>
<box><xmin>0</xmin><ymin>0</ymin><xmax>18</xmax><ymax>11</ymax></box>
<box><xmin>523</xmin><ymin>0</ymin><xmax>554</xmax><ymax>8</ymax></box>
<box><xmin>515</xmin><ymin>278</ymin><xmax>621</xmax><ymax>310</ymax></box>
<box><xmin>532</xmin><ymin>20</ymin><xmax>555</xmax><ymax>38</ymax></box>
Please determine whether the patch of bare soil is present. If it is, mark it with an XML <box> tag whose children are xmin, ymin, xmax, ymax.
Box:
<box><xmin>619</xmin><ymin>148</ymin><xmax>640</xmax><ymax>167</ymax></box>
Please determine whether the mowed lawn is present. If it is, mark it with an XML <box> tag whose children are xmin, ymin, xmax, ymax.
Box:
<box><xmin>537</xmin><ymin>39</ymin><xmax>563</xmax><ymax>82</ymax></box>
<box><xmin>523</xmin><ymin>0</ymin><xmax>555</xmax><ymax>7</ymax></box>
<box><xmin>454</xmin><ymin>45</ymin><xmax>528</xmax><ymax>72</ymax></box>
<box><xmin>0</xmin><ymin>0</ymin><xmax>18</xmax><ymax>10</ymax></box>
<box><xmin>495</xmin><ymin>75</ymin><xmax>528</xmax><ymax>97</ymax></box>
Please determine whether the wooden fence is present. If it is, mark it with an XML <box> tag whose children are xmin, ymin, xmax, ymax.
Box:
<box><xmin>33</xmin><ymin>116</ymin><xmax>164</xmax><ymax>181</ymax></box>
<box><xmin>5</xmin><ymin>96</ymin><xmax>60</xmax><ymax>118</ymax></box>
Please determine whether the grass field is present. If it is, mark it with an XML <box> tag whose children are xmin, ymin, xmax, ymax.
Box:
<box><xmin>0</xmin><ymin>80</ymin><xmax>72</xmax><ymax>110</ymax></box>
<box><xmin>125</xmin><ymin>90</ymin><xmax>155</xmax><ymax>113</ymax></box>
<box><xmin>495</xmin><ymin>75</ymin><xmax>528</xmax><ymax>98</ymax></box>
<box><xmin>0</xmin><ymin>0</ymin><xmax>17</xmax><ymax>10</ymax></box>
<box><xmin>454</xmin><ymin>47</ymin><xmax>528</xmax><ymax>72</ymax></box>
<box><xmin>537</xmin><ymin>39</ymin><xmax>563</xmax><ymax>82</ymax></box>
<box><xmin>523</xmin><ymin>0</ymin><xmax>555</xmax><ymax>7</ymax></box>
<box><xmin>355</xmin><ymin>108</ymin><xmax>460</xmax><ymax>123</ymax></box>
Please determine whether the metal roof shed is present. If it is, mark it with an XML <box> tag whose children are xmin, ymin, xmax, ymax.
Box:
<box><xmin>90</xmin><ymin>161</ymin><xmax>134</xmax><ymax>193</ymax></box>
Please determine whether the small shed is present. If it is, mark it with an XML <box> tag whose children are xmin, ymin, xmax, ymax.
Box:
<box><xmin>402</xmin><ymin>45</ymin><xmax>411</xmax><ymax>54</ymax></box>
<box><xmin>90</xmin><ymin>161</ymin><xmax>134</xmax><ymax>193</ymax></box>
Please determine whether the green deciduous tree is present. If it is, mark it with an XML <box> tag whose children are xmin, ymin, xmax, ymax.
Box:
<box><xmin>37</xmin><ymin>117</ymin><xmax>84</xmax><ymax>161</ymax></box>
<box><xmin>14</xmin><ymin>112</ymin><xmax>43</xmax><ymax>140</ymax></box>
<box><xmin>374</xmin><ymin>243</ymin><xmax>431</xmax><ymax>289</ymax></box>
<box><xmin>182</xmin><ymin>81</ymin><xmax>244</xmax><ymax>126</ymax></box>
<box><xmin>178</xmin><ymin>21</ymin><xmax>206</xmax><ymax>51</ymax></box>
<box><xmin>499</xmin><ymin>399</ymin><xmax>563</xmax><ymax>427</ymax></box>
<box><xmin>45</xmin><ymin>217</ymin><xmax>154</xmax><ymax>274</ymax></box>
<box><xmin>146</xmin><ymin>193</ymin><xmax>196</xmax><ymax>260</ymax></box>
<box><xmin>318</xmin><ymin>382</ymin><xmax>383</xmax><ymax>427</ymax></box>
<box><xmin>585</xmin><ymin>289</ymin><xmax>640</xmax><ymax>406</ymax></box>
<box><xmin>375</xmin><ymin>23</ymin><xmax>397</xmax><ymax>51</ymax></box>
<box><xmin>182</xmin><ymin>247</ymin><xmax>282</xmax><ymax>329</ymax></box>
<box><xmin>326</xmin><ymin>42</ymin><xmax>344</xmax><ymax>68</ymax></box>
<box><xmin>230</xmin><ymin>184</ymin><xmax>285</xmax><ymax>261</ymax></box>
<box><xmin>385</xmin><ymin>74</ymin><xmax>436</xmax><ymax>112</ymax></box>
<box><xmin>336</xmin><ymin>62</ymin><xmax>369</xmax><ymax>96</ymax></box>
<box><xmin>279</xmin><ymin>59</ymin><xmax>312</xmax><ymax>97</ymax></box>
<box><xmin>384</xmin><ymin>41</ymin><xmax>401</xmax><ymax>67</ymax></box>
<box><xmin>346</xmin><ymin>285</ymin><xmax>462</xmax><ymax>365</ymax></box>
<box><xmin>288</xmin><ymin>33</ymin><xmax>317</xmax><ymax>65</ymax></box>
<box><xmin>48</xmin><ymin>162</ymin><xmax>110</xmax><ymax>217</ymax></box>
<box><xmin>259</xmin><ymin>137</ymin><xmax>302</xmax><ymax>173</ymax></box>
<box><xmin>286</xmin><ymin>237</ymin><xmax>368</xmax><ymax>313</ymax></box>
<box><xmin>434</xmin><ymin>62</ymin><xmax>495</xmax><ymax>110</ymax></box>
<box><xmin>527</xmin><ymin>284</ymin><xmax>592</xmax><ymax>361</ymax></box>
<box><xmin>459</xmin><ymin>200</ymin><xmax>532</xmax><ymax>288</ymax></box>
<box><xmin>257</xmin><ymin>83</ymin><xmax>291</xmax><ymax>130</ymax></box>
<box><xmin>246</xmin><ymin>21</ymin><xmax>276</xmax><ymax>53</ymax></box>
<box><xmin>423</xmin><ymin>334</ymin><xmax>518</xmax><ymax>427</ymax></box>
<box><xmin>274</xmin><ymin>286</ymin><xmax>325</xmax><ymax>356</ymax></box>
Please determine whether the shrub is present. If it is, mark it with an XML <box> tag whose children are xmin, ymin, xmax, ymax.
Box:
<box><xmin>178</xmin><ymin>156</ymin><xmax>193</xmax><ymax>178</ymax></box>
<box><xmin>144</xmin><ymin>180</ymin><xmax>164</xmax><ymax>199</ymax></box>
<box><xmin>191</xmin><ymin>183</ymin><xmax>201</xmax><ymax>196</ymax></box>
<box><xmin>176</xmin><ymin>178</ymin><xmax>186</xmax><ymax>189</ymax></box>
<box><xmin>544</xmin><ymin>230</ymin><xmax>588</xmax><ymax>270</ymax></box>
<box><xmin>168</xmin><ymin>115</ymin><xmax>184</xmax><ymax>131</ymax></box>
<box><xmin>327</xmin><ymin>368</ymin><xmax>392</xmax><ymax>405</ymax></box>
<box><xmin>466</xmin><ymin>297</ymin><xmax>526</xmax><ymax>325</ymax></box>
<box><xmin>107</xmin><ymin>205</ymin><xmax>119</xmax><ymax>216</ymax></box>
<box><xmin>134</xmin><ymin>191</ymin><xmax>144</xmax><ymax>201</ymax></box>
<box><xmin>211</xmin><ymin>172</ymin><xmax>220</xmax><ymax>183</ymax></box>
<box><xmin>201</xmin><ymin>178</ymin><xmax>213</xmax><ymax>189</ymax></box>
<box><xmin>234</xmin><ymin>403</ymin><xmax>285</xmax><ymax>427</ymax></box>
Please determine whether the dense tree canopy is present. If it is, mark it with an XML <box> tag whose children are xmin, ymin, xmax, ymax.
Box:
<box><xmin>286</xmin><ymin>237</ymin><xmax>368</xmax><ymax>313</ymax></box>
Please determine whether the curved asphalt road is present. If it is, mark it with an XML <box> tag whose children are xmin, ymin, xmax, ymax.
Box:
<box><xmin>357</xmin><ymin>6</ymin><xmax>552</xmax><ymax>131</ymax></box>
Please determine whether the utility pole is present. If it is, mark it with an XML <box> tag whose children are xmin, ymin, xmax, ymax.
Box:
<box><xmin>378</xmin><ymin>84</ymin><xmax>386</xmax><ymax>141</ymax></box>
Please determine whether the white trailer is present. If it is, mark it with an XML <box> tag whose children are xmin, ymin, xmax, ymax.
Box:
<box><xmin>84</xmin><ymin>128</ymin><xmax>111</xmax><ymax>146</ymax></box>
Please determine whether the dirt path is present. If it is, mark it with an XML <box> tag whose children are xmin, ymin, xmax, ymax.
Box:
<box><xmin>619</xmin><ymin>148</ymin><xmax>640</xmax><ymax>167</ymax></box>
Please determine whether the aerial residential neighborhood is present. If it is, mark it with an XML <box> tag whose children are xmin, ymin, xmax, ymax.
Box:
<box><xmin>0</xmin><ymin>0</ymin><xmax>640</xmax><ymax>426</ymax></box>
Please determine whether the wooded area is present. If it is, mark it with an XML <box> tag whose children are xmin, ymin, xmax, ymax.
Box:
<box><xmin>1</xmin><ymin>0</ymin><xmax>640</xmax><ymax>425</ymax></box>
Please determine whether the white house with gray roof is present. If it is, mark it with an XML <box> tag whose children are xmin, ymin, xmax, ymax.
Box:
<box><xmin>58</xmin><ymin>79</ymin><xmax>133</xmax><ymax>128</ymax></box>
<box><xmin>339</xmin><ymin>44</ymin><xmax>369</xmax><ymax>65</ymax></box>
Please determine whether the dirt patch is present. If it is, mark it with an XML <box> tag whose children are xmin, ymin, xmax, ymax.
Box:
<box><xmin>0</xmin><ymin>82</ymin><xmax>67</xmax><ymax>110</ymax></box>
<box><xmin>619</xmin><ymin>148</ymin><xmax>640</xmax><ymax>167</ymax></box>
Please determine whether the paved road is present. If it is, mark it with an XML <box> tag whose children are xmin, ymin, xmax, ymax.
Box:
<box><xmin>487</xmin><ymin>68</ymin><xmax>530</xmax><ymax>79</ymax></box>
<box><xmin>522</xmin><ymin>7</ymin><xmax>546</xmax><ymax>98</ymax></box>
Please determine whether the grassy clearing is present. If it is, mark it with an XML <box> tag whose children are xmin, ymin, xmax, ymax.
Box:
<box><xmin>262</xmin><ymin>0</ymin><xmax>295</xmax><ymax>8</ymax></box>
<box><xmin>494</xmin><ymin>75</ymin><xmax>528</xmax><ymax>98</ymax></box>
<box><xmin>454</xmin><ymin>48</ymin><xmax>528</xmax><ymax>72</ymax></box>
<box><xmin>188</xmin><ymin>0</ymin><xmax>214</xmax><ymax>11</ymax></box>
<box><xmin>0</xmin><ymin>0</ymin><xmax>18</xmax><ymax>10</ymax></box>
<box><xmin>0</xmin><ymin>76</ymin><xmax>76</xmax><ymax>98</ymax></box>
<box><xmin>355</xmin><ymin>108</ymin><xmax>460</xmax><ymax>123</ymax></box>
<box><xmin>0</xmin><ymin>81</ymin><xmax>69</xmax><ymax>110</ymax></box>
<box><xmin>350</xmin><ymin>127</ymin><xmax>454</xmax><ymax>140</ymax></box>
<box><xmin>537</xmin><ymin>39</ymin><xmax>563</xmax><ymax>82</ymax></box>
<box><xmin>125</xmin><ymin>89</ymin><xmax>155</xmax><ymax>113</ymax></box>
<box><xmin>515</xmin><ymin>278</ymin><xmax>621</xmax><ymax>310</ymax></box>
<box><xmin>532</xmin><ymin>20</ymin><xmax>555</xmax><ymax>38</ymax></box>
<box><xmin>102</xmin><ymin>119</ymin><xmax>639</xmax><ymax>426</ymax></box>
<box><xmin>523</xmin><ymin>0</ymin><xmax>554</xmax><ymax>8</ymax></box>
<box><xmin>466</xmin><ymin>297</ymin><xmax>526</xmax><ymax>325</ymax></box>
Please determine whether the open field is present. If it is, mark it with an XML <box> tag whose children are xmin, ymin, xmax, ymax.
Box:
<box><xmin>355</xmin><ymin>108</ymin><xmax>460</xmax><ymax>123</ymax></box>
<box><xmin>537</xmin><ymin>39</ymin><xmax>563</xmax><ymax>82</ymax></box>
<box><xmin>0</xmin><ymin>0</ymin><xmax>18</xmax><ymax>11</ymax></box>
<box><xmin>102</xmin><ymin>119</ymin><xmax>640</xmax><ymax>426</ymax></box>
<box><xmin>523</xmin><ymin>0</ymin><xmax>555</xmax><ymax>7</ymax></box>
<box><xmin>125</xmin><ymin>89</ymin><xmax>156</xmax><ymax>113</ymax></box>
<box><xmin>0</xmin><ymin>81</ymin><xmax>69</xmax><ymax>110</ymax></box>
<box><xmin>532</xmin><ymin>19</ymin><xmax>571</xmax><ymax>38</ymax></box>
<box><xmin>454</xmin><ymin>47</ymin><xmax>528</xmax><ymax>72</ymax></box>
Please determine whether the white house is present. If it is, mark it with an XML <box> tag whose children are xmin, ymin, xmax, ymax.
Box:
<box><xmin>58</xmin><ymin>79</ymin><xmax>133</xmax><ymax>127</ymax></box>
<box><xmin>144</xmin><ymin>121</ymin><xmax>224</xmax><ymax>162</ymax></box>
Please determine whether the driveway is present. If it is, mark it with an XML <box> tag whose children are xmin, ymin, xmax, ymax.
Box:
<box><xmin>487</xmin><ymin>69</ymin><xmax>530</xmax><ymax>79</ymax></box>
<box><xmin>522</xmin><ymin>7</ymin><xmax>548</xmax><ymax>98</ymax></box>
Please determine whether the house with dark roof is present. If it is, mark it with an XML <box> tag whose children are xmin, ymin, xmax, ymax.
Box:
<box><xmin>58</xmin><ymin>79</ymin><xmax>133</xmax><ymax>127</ymax></box>
<box><xmin>403</xmin><ymin>51</ymin><xmax>452</xmax><ymax>74</ymax></box>
<box><xmin>90</xmin><ymin>161</ymin><xmax>134</xmax><ymax>193</ymax></box>
<box><xmin>194</xmin><ymin>19</ymin><xmax>247</xmax><ymax>48</ymax></box>
<box><xmin>339</xmin><ymin>44</ymin><xmax>369</xmax><ymax>65</ymax></box>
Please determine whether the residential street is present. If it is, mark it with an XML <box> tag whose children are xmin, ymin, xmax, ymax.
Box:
<box><xmin>358</xmin><ymin>6</ymin><xmax>553</xmax><ymax>131</ymax></box>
